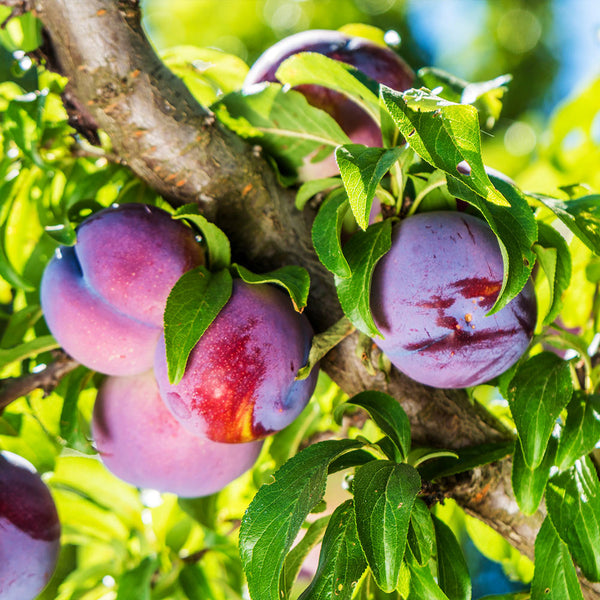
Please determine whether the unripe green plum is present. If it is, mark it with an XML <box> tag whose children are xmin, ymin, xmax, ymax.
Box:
<box><xmin>40</xmin><ymin>203</ymin><xmax>204</xmax><ymax>375</ymax></box>
<box><xmin>0</xmin><ymin>452</ymin><xmax>61</xmax><ymax>600</ymax></box>
<box><xmin>154</xmin><ymin>280</ymin><xmax>318</xmax><ymax>443</ymax></box>
<box><xmin>92</xmin><ymin>371</ymin><xmax>263</xmax><ymax>497</ymax></box>
<box><xmin>244</xmin><ymin>29</ymin><xmax>414</xmax><ymax>180</ymax></box>
<box><xmin>371</xmin><ymin>211</ymin><xmax>537</xmax><ymax>388</ymax></box>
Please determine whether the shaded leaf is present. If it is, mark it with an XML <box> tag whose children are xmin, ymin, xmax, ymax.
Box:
<box><xmin>116</xmin><ymin>556</ymin><xmax>158</xmax><ymax>600</ymax></box>
<box><xmin>433</xmin><ymin>515</ymin><xmax>472</xmax><ymax>600</ymax></box>
<box><xmin>407</xmin><ymin>499</ymin><xmax>434</xmax><ymax>567</ymax></box>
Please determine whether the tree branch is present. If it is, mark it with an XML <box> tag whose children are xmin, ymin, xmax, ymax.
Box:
<box><xmin>14</xmin><ymin>0</ymin><xmax>600</xmax><ymax>596</ymax></box>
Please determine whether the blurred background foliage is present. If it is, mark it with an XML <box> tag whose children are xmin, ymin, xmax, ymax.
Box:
<box><xmin>0</xmin><ymin>1</ymin><xmax>599</xmax><ymax>598</ymax></box>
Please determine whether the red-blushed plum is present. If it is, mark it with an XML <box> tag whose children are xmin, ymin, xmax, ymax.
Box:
<box><xmin>40</xmin><ymin>203</ymin><xmax>204</xmax><ymax>376</ymax></box>
<box><xmin>92</xmin><ymin>371</ymin><xmax>263</xmax><ymax>497</ymax></box>
<box><xmin>371</xmin><ymin>211</ymin><xmax>537</xmax><ymax>388</ymax></box>
<box><xmin>154</xmin><ymin>280</ymin><xmax>318</xmax><ymax>444</ymax></box>
<box><xmin>0</xmin><ymin>452</ymin><xmax>61</xmax><ymax>600</ymax></box>
<box><xmin>244</xmin><ymin>29</ymin><xmax>414</xmax><ymax>180</ymax></box>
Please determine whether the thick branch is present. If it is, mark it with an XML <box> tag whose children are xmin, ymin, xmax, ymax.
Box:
<box><xmin>19</xmin><ymin>1</ymin><xmax>600</xmax><ymax>595</ymax></box>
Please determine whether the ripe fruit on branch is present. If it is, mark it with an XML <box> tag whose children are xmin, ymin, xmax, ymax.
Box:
<box><xmin>154</xmin><ymin>280</ymin><xmax>318</xmax><ymax>444</ymax></box>
<box><xmin>0</xmin><ymin>452</ymin><xmax>61</xmax><ymax>600</ymax></box>
<box><xmin>40</xmin><ymin>203</ymin><xmax>204</xmax><ymax>376</ymax></box>
<box><xmin>244</xmin><ymin>29</ymin><xmax>414</xmax><ymax>180</ymax></box>
<box><xmin>371</xmin><ymin>211</ymin><xmax>537</xmax><ymax>388</ymax></box>
<box><xmin>92</xmin><ymin>371</ymin><xmax>263</xmax><ymax>497</ymax></box>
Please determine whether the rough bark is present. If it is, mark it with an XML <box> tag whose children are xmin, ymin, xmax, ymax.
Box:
<box><xmin>6</xmin><ymin>0</ymin><xmax>599</xmax><ymax>596</ymax></box>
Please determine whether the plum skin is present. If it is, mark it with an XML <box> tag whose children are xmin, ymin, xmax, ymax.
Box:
<box><xmin>154</xmin><ymin>280</ymin><xmax>318</xmax><ymax>444</ymax></box>
<box><xmin>92</xmin><ymin>371</ymin><xmax>263</xmax><ymax>497</ymax></box>
<box><xmin>0</xmin><ymin>452</ymin><xmax>61</xmax><ymax>600</ymax></box>
<box><xmin>40</xmin><ymin>203</ymin><xmax>204</xmax><ymax>376</ymax></box>
<box><xmin>244</xmin><ymin>29</ymin><xmax>414</xmax><ymax>180</ymax></box>
<box><xmin>371</xmin><ymin>211</ymin><xmax>537</xmax><ymax>389</ymax></box>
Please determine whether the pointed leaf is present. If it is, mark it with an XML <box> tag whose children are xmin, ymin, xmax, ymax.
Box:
<box><xmin>336</xmin><ymin>145</ymin><xmax>403</xmax><ymax>230</ymax></box>
<box><xmin>432</xmin><ymin>515</ymin><xmax>472</xmax><ymax>600</ymax></box>
<box><xmin>407</xmin><ymin>499</ymin><xmax>435</xmax><ymax>567</ymax></box>
<box><xmin>531</xmin><ymin>518</ymin><xmax>584</xmax><ymax>600</ymax></box>
<box><xmin>298</xmin><ymin>500</ymin><xmax>367</xmax><ymax>600</ymax></box>
<box><xmin>240</xmin><ymin>439</ymin><xmax>362</xmax><ymax>600</ymax></box>
<box><xmin>345</xmin><ymin>390</ymin><xmax>411</xmax><ymax>461</ymax></box>
<box><xmin>335</xmin><ymin>220</ymin><xmax>392</xmax><ymax>337</ymax></box>
<box><xmin>277</xmin><ymin>52</ymin><xmax>381</xmax><ymax>124</ymax></box>
<box><xmin>556</xmin><ymin>393</ymin><xmax>600</xmax><ymax>471</ymax></box>
<box><xmin>173</xmin><ymin>205</ymin><xmax>231</xmax><ymax>271</ymax></box>
<box><xmin>508</xmin><ymin>352</ymin><xmax>573</xmax><ymax>469</ymax></box>
<box><xmin>353</xmin><ymin>461</ymin><xmax>421</xmax><ymax>592</ymax></box>
<box><xmin>311</xmin><ymin>190</ymin><xmax>352</xmax><ymax>279</ymax></box>
<box><xmin>546</xmin><ymin>457</ymin><xmax>600</xmax><ymax>582</ymax></box>
<box><xmin>164</xmin><ymin>266</ymin><xmax>232</xmax><ymax>384</ymax></box>
<box><xmin>233</xmin><ymin>263</ymin><xmax>310</xmax><ymax>312</ymax></box>
<box><xmin>512</xmin><ymin>437</ymin><xmax>557</xmax><ymax>516</ymax></box>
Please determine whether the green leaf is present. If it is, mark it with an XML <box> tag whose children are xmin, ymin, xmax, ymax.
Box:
<box><xmin>406</xmin><ymin>550</ymin><xmax>450</xmax><ymax>600</ymax></box>
<box><xmin>179</xmin><ymin>564</ymin><xmax>218</xmax><ymax>600</ymax></box>
<box><xmin>173</xmin><ymin>204</ymin><xmax>231</xmax><ymax>271</ymax></box>
<box><xmin>407</xmin><ymin>499</ymin><xmax>435</xmax><ymax>567</ymax></box>
<box><xmin>164</xmin><ymin>266</ymin><xmax>232</xmax><ymax>384</ymax></box>
<box><xmin>546</xmin><ymin>457</ymin><xmax>600</xmax><ymax>582</ymax></box>
<box><xmin>232</xmin><ymin>263</ymin><xmax>310</xmax><ymax>313</ymax></box>
<box><xmin>214</xmin><ymin>83</ymin><xmax>350</xmax><ymax>176</ymax></box>
<box><xmin>531</xmin><ymin>194</ymin><xmax>600</xmax><ymax>255</ymax></box>
<box><xmin>296</xmin><ymin>177</ymin><xmax>342</xmax><ymax>211</ymax></box>
<box><xmin>534</xmin><ymin>221</ymin><xmax>572</xmax><ymax>325</ymax></box>
<box><xmin>531</xmin><ymin>518</ymin><xmax>584</xmax><ymax>600</ymax></box>
<box><xmin>432</xmin><ymin>515</ymin><xmax>471</xmax><ymax>600</ymax></box>
<box><xmin>353</xmin><ymin>460</ymin><xmax>421</xmax><ymax>592</ymax></box>
<box><xmin>240</xmin><ymin>438</ymin><xmax>362</xmax><ymax>600</ymax></box>
<box><xmin>380</xmin><ymin>86</ymin><xmax>506</xmax><ymax>207</ymax></box>
<box><xmin>336</xmin><ymin>145</ymin><xmax>403</xmax><ymax>230</ymax></box>
<box><xmin>508</xmin><ymin>352</ymin><xmax>573</xmax><ymax>469</ymax></box>
<box><xmin>0</xmin><ymin>335</ymin><xmax>59</xmax><ymax>369</ymax></box>
<box><xmin>417</xmin><ymin>440</ymin><xmax>514</xmax><ymax>481</ymax></box>
<box><xmin>276</xmin><ymin>53</ymin><xmax>381</xmax><ymax>124</ymax></box>
<box><xmin>59</xmin><ymin>366</ymin><xmax>94</xmax><ymax>452</ymax></box>
<box><xmin>280</xmin><ymin>516</ymin><xmax>329</xmax><ymax>599</ymax></box>
<box><xmin>116</xmin><ymin>556</ymin><xmax>158</xmax><ymax>600</ymax></box>
<box><xmin>311</xmin><ymin>189</ymin><xmax>352</xmax><ymax>279</ymax></box>
<box><xmin>345</xmin><ymin>391</ymin><xmax>411</xmax><ymax>462</ymax></box>
<box><xmin>446</xmin><ymin>173</ymin><xmax>537</xmax><ymax>313</ymax></box>
<box><xmin>0</xmin><ymin>304</ymin><xmax>42</xmax><ymax>348</ymax></box>
<box><xmin>556</xmin><ymin>393</ymin><xmax>600</xmax><ymax>471</ymax></box>
<box><xmin>512</xmin><ymin>436</ymin><xmax>557</xmax><ymax>516</ymax></box>
<box><xmin>335</xmin><ymin>219</ymin><xmax>392</xmax><ymax>337</ymax></box>
<box><xmin>298</xmin><ymin>500</ymin><xmax>367</xmax><ymax>600</ymax></box>
<box><xmin>161</xmin><ymin>45</ymin><xmax>249</xmax><ymax>106</ymax></box>
<box><xmin>296</xmin><ymin>316</ymin><xmax>355</xmax><ymax>381</ymax></box>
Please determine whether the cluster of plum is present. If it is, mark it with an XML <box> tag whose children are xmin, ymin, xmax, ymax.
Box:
<box><xmin>40</xmin><ymin>203</ymin><xmax>318</xmax><ymax>497</ymax></box>
<box><xmin>243</xmin><ymin>29</ymin><xmax>537</xmax><ymax>387</ymax></box>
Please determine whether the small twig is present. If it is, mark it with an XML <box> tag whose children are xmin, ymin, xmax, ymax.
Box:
<box><xmin>0</xmin><ymin>353</ymin><xmax>80</xmax><ymax>412</ymax></box>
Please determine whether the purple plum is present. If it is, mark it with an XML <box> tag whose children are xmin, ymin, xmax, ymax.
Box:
<box><xmin>154</xmin><ymin>280</ymin><xmax>318</xmax><ymax>444</ymax></box>
<box><xmin>92</xmin><ymin>371</ymin><xmax>263</xmax><ymax>497</ymax></box>
<box><xmin>40</xmin><ymin>203</ymin><xmax>204</xmax><ymax>375</ymax></box>
<box><xmin>244</xmin><ymin>29</ymin><xmax>414</xmax><ymax>180</ymax></box>
<box><xmin>371</xmin><ymin>211</ymin><xmax>537</xmax><ymax>388</ymax></box>
<box><xmin>0</xmin><ymin>452</ymin><xmax>61</xmax><ymax>600</ymax></box>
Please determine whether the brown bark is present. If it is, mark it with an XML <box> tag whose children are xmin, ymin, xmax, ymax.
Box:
<box><xmin>5</xmin><ymin>0</ymin><xmax>599</xmax><ymax>596</ymax></box>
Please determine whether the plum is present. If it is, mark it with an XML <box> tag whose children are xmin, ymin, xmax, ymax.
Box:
<box><xmin>41</xmin><ymin>203</ymin><xmax>204</xmax><ymax>376</ymax></box>
<box><xmin>0</xmin><ymin>452</ymin><xmax>61</xmax><ymax>600</ymax></box>
<box><xmin>154</xmin><ymin>280</ymin><xmax>318</xmax><ymax>444</ymax></box>
<box><xmin>244</xmin><ymin>29</ymin><xmax>414</xmax><ymax>180</ymax></box>
<box><xmin>371</xmin><ymin>211</ymin><xmax>537</xmax><ymax>388</ymax></box>
<box><xmin>92</xmin><ymin>371</ymin><xmax>263</xmax><ymax>497</ymax></box>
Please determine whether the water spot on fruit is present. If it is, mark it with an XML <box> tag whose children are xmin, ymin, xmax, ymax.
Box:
<box><xmin>456</xmin><ymin>160</ymin><xmax>472</xmax><ymax>175</ymax></box>
<box><xmin>168</xmin><ymin>392</ymin><xmax>190</xmax><ymax>421</ymax></box>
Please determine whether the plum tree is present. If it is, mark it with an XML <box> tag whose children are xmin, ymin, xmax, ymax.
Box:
<box><xmin>154</xmin><ymin>279</ymin><xmax>318</xmax><ymax>444</ymax></box>
<box><xmin>371</xmin><ymin>211</ymin><xmax>537</xmax><ymax>388</ymax></box>
<box><xmin>41</xmin><ymin>203</ymin><xmax>204</xmax><ymax>376</ymax></box>
<box><xmin>0</xmin><ymin>452</ymin><xmax>61</xmax><ymax>600</ymax></box>
<box><xmin>92</xmin><ymin>371</ymin><xmax>263</xmax><ymax>497</ymax></box>
<box><xmin>244</xmin><ymin>29</ymin><xmax>414</xmax><ymax>179</ymax></box>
